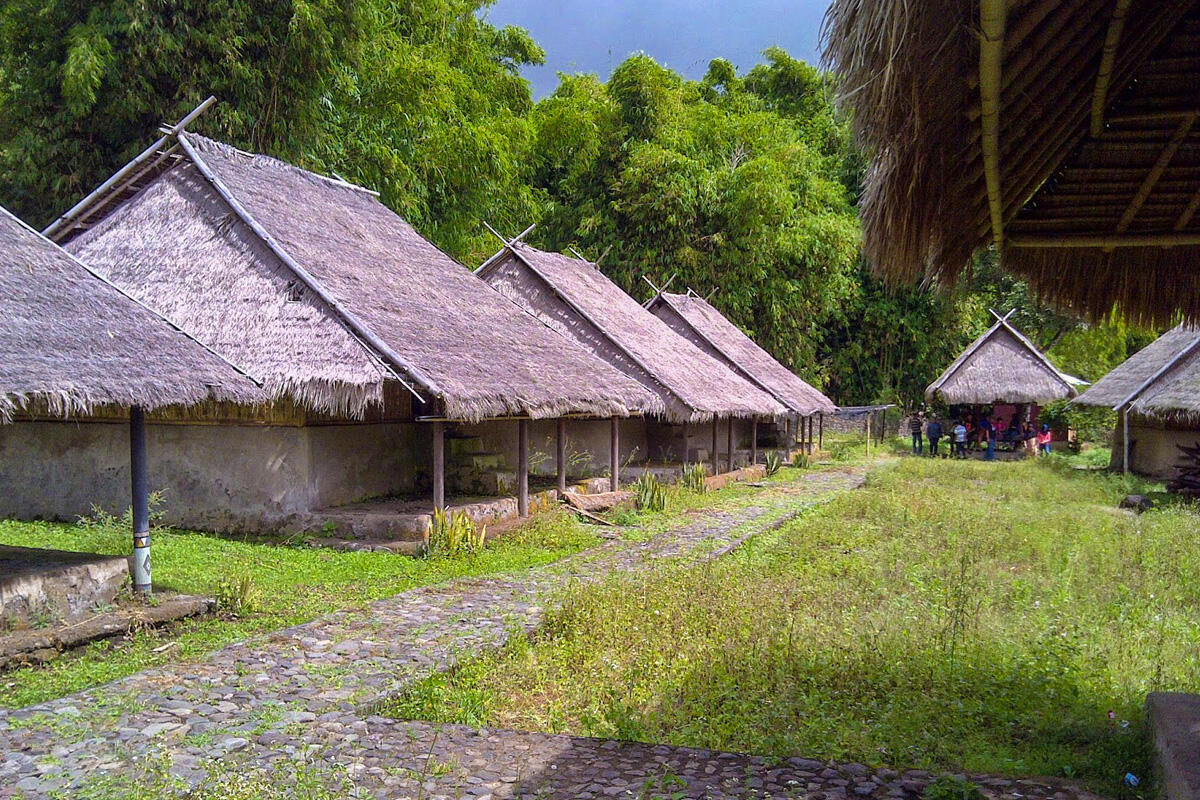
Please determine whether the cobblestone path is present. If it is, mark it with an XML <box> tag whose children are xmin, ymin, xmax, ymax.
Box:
<box><xmin>0</xmin><ymin>469</ymin><xmax>1102</xmax><ymax>799</ymax></box>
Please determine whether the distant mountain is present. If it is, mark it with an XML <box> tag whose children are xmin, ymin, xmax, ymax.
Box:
<box><xmin>482</xmin><ymin>0</ymin><xmax>830</xmax><ymax>97</ymax></box>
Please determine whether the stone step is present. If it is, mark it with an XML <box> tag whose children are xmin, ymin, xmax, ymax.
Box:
<box><xmin>451</xmin><ymin>451</ymin><xmax>505</xmax><ymax>470</ymax></box>
<box><xmin>447</xmin><ymin>469</ymin><xmax>517</xmax><ymax>497</ymax></box>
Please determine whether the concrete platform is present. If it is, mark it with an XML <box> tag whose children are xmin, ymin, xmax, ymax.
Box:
<box><xmin>1147</xmin><ymin>692</ymin><xmax>1200</xmax><ymax>800</ymax></box>
<box><xmin>0</xmin><ymin>545</ymin><xmax>128</xmax><ymax>626</ymax></box>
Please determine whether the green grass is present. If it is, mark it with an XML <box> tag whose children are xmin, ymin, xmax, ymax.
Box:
<box><xmin>385</xmin><ymin>457</ymin><xmax>1200</xmax><ymax>796</ymax></box>
<box><xmin>0</xmin><ymin>508</ymin><xmax>598</xmax><ymax>708</ymax></box>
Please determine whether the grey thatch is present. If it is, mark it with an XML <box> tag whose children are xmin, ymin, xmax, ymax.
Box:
<box><xmin>478</xmin><ymin>243</ymin><xmax>787</xmax><ymax>423</ymax></box>
<box><xmin>1075</xmin><ymin>325</ymin><xmax>1200</xmax><ymax>422</ymax></box>
<box><xmin>0</xmin><ymin>204</ymin><xmax>260</xmax><ymax>422</ymax></box>
<box><xmin>823</xmin><ymin>0</ymin><xmax>1200</xmax><ymax>324</ymax></box>
<box><xmin>64</xmin><ymin>133</ymin><xmax>660</xmax><ymax>422</ymax></box>
<box><xmin>926</xmin><ymin>316</ymin><xmax>1079</xmax><ymax>405</ymax></box>
<box><xmin>647</xmin><ymin>291</ymin><xmax>836</xmax><ymax>417</ymax></box>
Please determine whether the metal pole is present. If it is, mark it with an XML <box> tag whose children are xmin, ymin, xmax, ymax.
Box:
<box><xmin>711</xmin><ymin>417</ymin><xmax>720</xmax><ymax>475</ymax></box>
<box><xmin>518</xmin><ymin>419</ymin><xmax>529</xmax><ymax>516</ymax></box>
<box><xmin>432</xmin><ymin>421</ymin><xmax>445</xmax><ymax>512</ymax></box>
<box><xmin>610</xmin><ymin>417</ymin><xmax>620</xmax><ymax>491</ymax></box>
<box><xmin>130</xmin><ymin>406</ymin><xmax>151</xmax><ymax>595</ymax></box>
<box><xmin>751</xmin><ymin>419</ymin><xmax>758</xmax><ymax>465</ymax></box>
<box><xmin>726</xmin><ymin>416</ymin><xmax>734</xmax><ymax>473</ymax></box>
<box><xmin>556</xmin><ymin>418</ymin><xmax>567</xmax><ymax>494</ymax></box>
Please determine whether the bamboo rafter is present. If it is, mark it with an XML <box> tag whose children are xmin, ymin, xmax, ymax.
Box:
<box><xmin>1173</xmin><ymin>183</ymin><xmax>1200</xmax><ymax>229</ymax></box>
<box><xmin>980</xmin><ymin>0</ymin><xmax>1008</xmax><ymax>248</ymax></box>
<box><xmin>1113</xmin><ymin>112</ymin><xmax>1197</xmax><ymax>238</ymax></box>
<box><xmin>1009</xmin><ymin>231</ymin><xmax>1200</xmax><ymax>247</ymax></box>
<box><xmin>1091</xmin><ymin>0</ymin><xmax>1135</xmax><ymax>136</ymax></box>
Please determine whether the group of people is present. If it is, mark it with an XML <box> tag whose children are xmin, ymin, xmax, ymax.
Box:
<box><xmin>909</xmin><ymin>411</ymin><xmax>1053</xmax><ymax>460</ymax></box>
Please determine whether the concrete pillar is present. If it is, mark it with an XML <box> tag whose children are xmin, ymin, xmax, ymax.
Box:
<box><xmin>556</xmin><ymin>418</ymin><xmax>567</xmax><ymax>493</ymax></box>
<box><xmin>432</xmin><ymin>420</ymin><xmax>445</xmax><ymax>512</ymax></box>
<box><xmin>130</xmin><ymin>406</ymin><xmax>151</xmax><ymax>595</ymax></box>
<box><xmin>610</xmin><ymin>417</ymin><xmax>620</xmax><ymax>492</ymax></box>
<box><xmin>518</xmin><ymin>419</ymin><xmax>529</xmax><ymax>517</ymax></box>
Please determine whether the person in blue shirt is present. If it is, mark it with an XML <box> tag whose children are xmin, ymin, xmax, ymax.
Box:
<box><xmin>982</xmin><ymin>416</ymin><xmax>997</xmax><ymax>461</ymax></box>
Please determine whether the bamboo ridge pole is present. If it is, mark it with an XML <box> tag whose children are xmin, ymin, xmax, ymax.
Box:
<box><xmin>1008</xmin><ymin>232</ymin><xmax>1200</xmax><ymax>247</ymax></box>
<box><xmin>979</xmin><ymin>0</ymin><xmax>1008</xmax><ymax>248</ymax></box>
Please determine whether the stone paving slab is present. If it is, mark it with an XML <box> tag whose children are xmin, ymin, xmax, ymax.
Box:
<box><xmin>5</xmin><ymin>467</ymin><xmax>1091</xmax><ymax>800</ymax></box>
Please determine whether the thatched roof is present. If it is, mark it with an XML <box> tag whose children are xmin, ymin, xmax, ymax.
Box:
<box><xmin>1075</xmin><ymin>324</ymin><xmax>1200</xmax><ymax>421</ymax></box>
<box><xmin>61</xmin><ymin>133</ymin><xmax>659</xmax><ymax>421</ymax></box>
<box><xmin>824</xmin><ymin>0</ymin><xmax>1200</xmax><ymax>324</ymax></box>
<box><xmin>926</xmin><ymin>315</ymin><xmax>1079</xmax><ymax>405</ymax></box>
<box><xmin>0</xmin><ymin>205</ymin><xmax>260</xmax><ymax>422</ymax></box>
<box><xmin>646</xmin><ymin>291</ymin><xmax>836</xmax><ymax>417</ymax></box>
<box><xmin>478</xmin><ymin>243</ymin><xmax>787</xmax><ymax>423</ymax></box>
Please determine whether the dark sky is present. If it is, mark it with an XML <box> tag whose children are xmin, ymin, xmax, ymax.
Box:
<box><xmin>482</xmin><ymin>0</ymin><xmax>832</xmax><ymax>98</ymax></box>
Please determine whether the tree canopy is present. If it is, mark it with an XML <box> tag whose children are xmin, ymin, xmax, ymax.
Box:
<box><xmin>0</xmin><ymin>4</ymin><xmax>1158</xmax><ymax>407</ymax></box>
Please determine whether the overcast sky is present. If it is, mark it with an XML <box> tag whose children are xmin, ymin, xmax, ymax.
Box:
<box><xmin>482</xmin><ymin>0</ymin><xmax>832</xmax><ymax>98</ymax></box>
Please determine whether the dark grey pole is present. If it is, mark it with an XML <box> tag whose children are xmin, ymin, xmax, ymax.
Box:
<box><xmin>807</xmin><ymin>416</ymin><xmax>815</xmax><ymax>455</ymax></box>
<box><xmin>557</xmin><ymin>418</ymin><xmax>567</xmax><ymax>494</ymax></box>
<box><xmin>518</xmin><ymin>419</ymin><xmax>529</xmax><ymax>517</ymax></box>
<box><xmin>751</xmin><ymin>419</ymin><xmax>758</xmax><ymax>465</ymax></box>
<box><xmin>432</xmin><ymin>420</ymin><xmax>445</xmax><ymax>513</ymax></box>
<box><xmin>610</xmin><ymin>417</ymin><xmax>620</xmax><ymax>492</ymax></box>
<box><xmin>130</xmin><ymin>406</ymin><xmax>151</xmax><ymax>595</ymax></box>
<box><xmin>726</xmin><ymin>416</ymin><xmax>734</xmax><ymax>473</ymax></box>
<box><xmin>818</xmin><ymin>412</ymin><xmax>824</xmax><ymax>450</ymax></box>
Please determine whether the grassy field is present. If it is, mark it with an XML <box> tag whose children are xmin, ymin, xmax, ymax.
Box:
<box><xmin>0</xmin><ymin>464</ymin><xmax>806</xmax><ymax>709</ymax></box>
<box><xmin>388</xmin><ymin>455</ymin><xmax>1200</xmax><ymax>796</ymax></box>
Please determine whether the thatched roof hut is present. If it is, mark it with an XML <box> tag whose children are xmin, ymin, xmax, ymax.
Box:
<box><xmin>478</xmin><ymin>242</ymin><xmax>787</xmax><ymax>423</ymax></box>
<box><xmin>646</xmin><ymin>291</ymin><xmax>836</xmax><ymax>417</ymax></box>
<box><xmin>0</xmin><ymin>204</ymin><xmax>259</xmax><ymax>422</ymax></box>
<box><xmin>56</xmin><ymin>133</ymin><xmax>659</xmax><ymax>422</ymax></box>
<box><xmin>1075</xmin><ymin>324</ymin><xmax>1200</xmax><ymax>422</ymax></box>
<box><xmin>824</xmin><ymin>1</ymin><xmax>1200</xmax><ymax>323</ymax></box>
<box><xmin>926</xmin><ymin>314</ymin><xmax>1081</xmax><ymax>406</ymax></box>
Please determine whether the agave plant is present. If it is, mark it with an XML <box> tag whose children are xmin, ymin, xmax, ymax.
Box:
<box><xmin>681</xmin><ymin>462</ymin><xmax>708</xmax><ymax>493</ymax></box>
<box><xmin>764</xmin><ymin>450</ymin><xmax>783</xmax><ymax>476</ymax></box>
<box><xmin>634</xmin><ymin>472</ymin><xmax>666</xmax><ymax>512</ymax></box>
<box><xmin>429</xmin><ymin>507</ymin><xmax>487</xmax><ymax>557</ymax></box>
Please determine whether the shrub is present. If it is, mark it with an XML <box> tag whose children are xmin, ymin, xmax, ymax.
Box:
<box><xmin>634</xmin><ymin>473</ymin><xmax>666</xmax><ymax>512</ymax></box>
<box><xmin>428</xmin><ymin>508</ymin><xmax>486</xmax><ymax>558</ymax></box>
<box><xmin>215</xmin><ymin>572</ymin><xmax>260</xmax><ymax>616</ymax></box>
<box><xmin>681</xmin><ymin>462</ymin><xmax>708</xmax><ymax>493</ymax></box>
<box><xmin>792</xmin><ymin>450</ymin><xmax>811</xmax><ymax>469</ymax></box>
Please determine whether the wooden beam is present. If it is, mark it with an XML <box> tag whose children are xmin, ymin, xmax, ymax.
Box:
<box><xmin>610</xmin><ymin>417</ymin><xmax>620</xmax><ymax>492</ymax></box>
<box><xmin>712</xmin><ymin>417</ymin><xmax>720</xmax><ymax>475</ymax></box>
<box><xmin>1009</xmin><ymin>231</ymin><xmax>1200</xmax><ymax>247</ymax></box>
<box><xmin>1112</xmin><ymin>113</ymin><xmax>1198</xmax><ymax>245</ymax></box>
<box><xmin>726</xmin><ymin>417</ymin><xmax>734</xmax><ymax>473</ymax></box>
<box><xmin>980</xmin><ymin>0</ymin><xmax>1009</xmax><ymax>247</ymax></box>
<box><xmin>556</xmin><ymin>418</ymin><xmax>567</xmax><ymax>493</ymax></box>
<box><xmin>432</xmin><ymin>420</ymin><xmax>445</xmax><ymax>512</ymax></box>
<box><xmin>518</xmin><ymin>419</ymin><xmax>529</xmax><ymax>517</ymax></box>
<box><xmin>1091</xmin><ymin>0</ymin><xmax>1134</xmax><ymax>136</ymax></box>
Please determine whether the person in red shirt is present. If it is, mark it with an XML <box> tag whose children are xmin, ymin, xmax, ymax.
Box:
<box><xmin>1037</xmin><ymin>424</ymin><xmax>1053</xmax><ymax>455</ymax></box>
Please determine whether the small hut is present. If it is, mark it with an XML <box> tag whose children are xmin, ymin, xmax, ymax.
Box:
<box><xmin>16</xmin><ymin>105</ymin><xmax>659</xmax><ymax>534</ymax></box>
<box><xmin>1074</xmin><ymin>324</ymin><xmax>1200</xmax><ymax>479</ymax></box>
<box><xmin>645</xmin><ymin>290</ymin><xmax>836</xmax><ymax>452</ymax></box>
<box><xmin>925</xmin><ymin>312</ymin><xmax>1081</xmax><ymax>436</ymax></box>
<box><xmin>478</xmin><ymin>239</ymin><xmax>786</xmax><ymax>474</ymax></box>
<box><xmin>823</xmin><ymin>1</ymin><xmax>1200</xmax><ymax>324</ymax></box>
<box><xmin>0</xmin><ymin>203</ymin><xmax>260</xmax><ymax>592</ymax></box>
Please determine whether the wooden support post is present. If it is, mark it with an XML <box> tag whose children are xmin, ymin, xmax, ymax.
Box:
<box><xmin>518</xmin><ymin>419</ymin><xmax>529</xmax><ymax>517</ymax></box>
<box><xmin>130</xmin><ymin>406</ymin><xmax>151</xmax><ymax>595</ymax></box>
<box><xmin>610</xmin><ymin>417</ymin><xmax>620</xmax><ymax>492</ymax></box>
<box><xmin>864</xmin><ymin>413</ymin><xmax>871</xmax><ymax>459</ymax></box>
<box><xmin>432</xmin><ymin>420</ymin><xmax>445</xmax><ymax>513</ymax></box>
<box><xmin>807</xmin><ymin>416</ymin><xmax>814</xmax><ymax>455</ymax></box>
<box><xmin>751</xmin><ymin>419</ymin><xmax>758</xmax><ymax>465</ymax></box>
<box><xmin>818</xmin><ymin>413</ymin><xmax>824</xmax><ymax>450</ymax></box>
<box><xmin>712</xmin><ymin>417</ymin><xmax>720</xmax><ymax>475</ymax></box>
<box><xmin>726</xmin><ymin>416</ymin><xmax>734</xmax><ymax>473</ymax></box>
<box><xmin>556</xmin><ymin>418</ymin><xmax>567</xmax><ymax>494</ymax></box>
